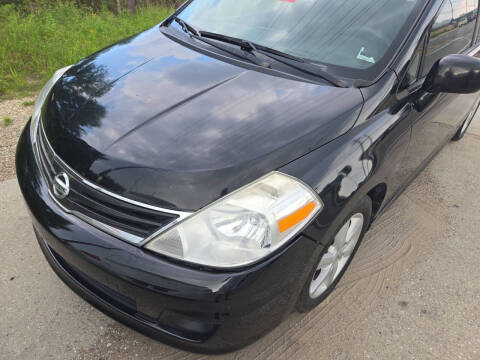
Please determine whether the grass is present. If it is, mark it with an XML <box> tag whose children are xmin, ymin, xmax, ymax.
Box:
<box><xmin>22</xmin><ymin>100</ymin><xmax>35</xmax><ymax>106</ymax></box>
<box><xmin>2</xmin><ymin>117</ymin><xmax>13</xmax><ymax>126</ymax></box>
<box><xmin>0</xmin><ymin>2</ymin><xmax>173</xmax><ymax>97</ymax></box>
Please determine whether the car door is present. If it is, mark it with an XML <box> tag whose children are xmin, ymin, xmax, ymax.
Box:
<box><xmin>400</xmin><ymin>0</ymin><xmax>480</xmax><ymax>174</ymax></box>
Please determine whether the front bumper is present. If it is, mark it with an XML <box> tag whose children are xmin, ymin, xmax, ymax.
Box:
<box><xmin>15</xmin><ymin>123</ymin><xmax>318</xmax><ymax>353</ymax></box>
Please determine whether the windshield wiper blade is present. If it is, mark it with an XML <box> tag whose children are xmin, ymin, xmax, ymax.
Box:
<box><xmin>199</xmin><ymin>31</ymin><xmax>258</xmax><ymax>52</ymax></box>
<box><xmin>196</xmin><ymin>36</ymin><xmax>273</xmax><ymax>68</ymax></box>
<box><xmin>168</xmin><ymin>23</ymin><xmax>346</xmax><ymax>87</ymax></box>
<box><xmin>174</xmin><ymin>17</ymin><xmax>200</xmax><ymax>37</ymax></box>
<box><xmin>199</xmin><ymin>32</ymin><xmax>345</xmax><ymax>87</ymax></box>
<box><xmin>198</xmin><ymin>30</ymin><xmax>302</xmax><ymax>62</ymax></box>
<box><xmin>251</xmin><ymin>44</ymin><xmax>305</xmax><ymax>63</ymax></box>
<box><xmin>166</xmin><ymin>21</ymin><xmax>271</xmax><ymax>68</ymax></box>
<box><xmin>253</xmin><ymin>47</ymin><xmax>347</xmax><ymax>88</ymax></box>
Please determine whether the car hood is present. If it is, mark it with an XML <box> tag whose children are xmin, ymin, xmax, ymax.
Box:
<box><xmin>43</xmin><ymin>25</ymin><xmax>364</xmax><ymax>211</ymax></box>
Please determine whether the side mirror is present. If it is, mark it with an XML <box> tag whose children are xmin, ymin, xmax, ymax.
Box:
<box><xmin>424</xmin><ymin>54</ymin><xmax>480</xmax><ymax>94</ymax></box>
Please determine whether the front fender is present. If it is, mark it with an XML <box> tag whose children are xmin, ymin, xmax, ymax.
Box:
<box><xmin>281</xmin><ymin>74</ymin><xmax>412</xmax><ymax>246</ymax></box>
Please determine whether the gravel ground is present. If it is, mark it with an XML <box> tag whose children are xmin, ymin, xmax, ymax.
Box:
<box><xmin>0</xmin><ymin>98</ymin><xmax>35</xmax><ymax>181</ymax></box>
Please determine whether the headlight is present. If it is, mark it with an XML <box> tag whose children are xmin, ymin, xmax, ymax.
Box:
<box><xmin>30</xmin><ymin>65</ymin><xmax>72</xmax><ymax>144</ymax></box>
<box><xmin>145</xmin><ymin>172</ymin><xmax>323</xmax><ymax>268</ymax></box>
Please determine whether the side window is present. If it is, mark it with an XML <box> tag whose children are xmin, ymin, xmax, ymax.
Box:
<box><xmin>474</xmin><ymin>4</ymin><xmax>480</xmax><ymax>44</ymax></box>
<box><xmin>422</xmin><ymin>0</ymin><xmax>478</xmax><ymax>76</ymax></box>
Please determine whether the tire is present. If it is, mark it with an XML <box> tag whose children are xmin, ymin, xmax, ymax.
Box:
<box><xmin>296</xmin><ymin>196</ymin><xmax>372</xmax><ymax>313</ymax></box>
<box><xmin>452</xmin><ymin>97</ymin><xmax>480</xmax><ymax>141</ymax></box>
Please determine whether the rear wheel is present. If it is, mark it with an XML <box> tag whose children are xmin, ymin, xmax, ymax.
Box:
<box><xmin>296</xmin><ymin>196</ymin><xmax>372</xmax><ymax>312</ymax></box>
<box><xmin>452</xmin><ymin>97</ymin><xmax>480</xmax><ymax>141</ymax></box>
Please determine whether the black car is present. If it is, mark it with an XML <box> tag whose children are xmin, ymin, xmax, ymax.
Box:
<box><xmin>16</xmin><ymin>0</ymin><xmax>480</xmax><ymax>353</ymax></box>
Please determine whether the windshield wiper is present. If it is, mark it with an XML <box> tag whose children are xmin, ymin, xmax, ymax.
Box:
<box><xmin>167</xmin><ymin>21</ymin><xmax>346</xmax><ymax>87</ymax></box>
<box><xmin>174</xmin><ymin>17</ymin><xmax>200</xmax><ymax>37</ymax></box>
<box><xmin>250</xmin><ymin>43</ymin><xmax>305</xmax><ymax>63</ymax></box>
<box><xmin>167</xmin><ymin>19</ymin><xmax>270</xmax><ymax>68</ymax></box>
<box><xmin>198</xmin><ymin>32</ymin><xmax>345</xmax><ymax>87</ymax></box>
<box><xmin>254</xmin><ymin>48</ymin><xmax>347</xmax><ymax>88</ymax></box>
<box><xmin>199</xmin><ymin>31</ymin><xmax>258</xmax><ymax>53</ymax></box>
<box><xmin>189</xmin><ymin>30</ymin><xmax>274</xmax><ymax>68</ymax></box>
<box><xmin>195</xmin><ymin>30</ymin><xmax>303</xmax><ymax>63</ymax></box>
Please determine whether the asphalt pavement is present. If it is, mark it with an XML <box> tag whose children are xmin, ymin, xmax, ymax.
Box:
<box><xmin>1</xmin><ymin>117</ymin><xmax>480</xmax><ymax>359</ymax></box>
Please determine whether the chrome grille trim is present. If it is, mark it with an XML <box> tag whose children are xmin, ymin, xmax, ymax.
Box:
<box><xmin>33</xmin><ymin>119</ymin><xmax>193</xmax><ymax>246</ymax></box>
<box><xmin>39</xmin><ymin>123</ymin><xmax>192</xmax><ymax>218</ymax></box>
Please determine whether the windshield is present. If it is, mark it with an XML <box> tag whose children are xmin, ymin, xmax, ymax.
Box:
<box><xmin>178</xmin><ymin>0</ymin><xmax>424</xmax><ymax>81</ymax></box>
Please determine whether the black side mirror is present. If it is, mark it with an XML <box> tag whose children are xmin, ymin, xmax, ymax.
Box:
<box><xmin>424</xmin><ymin>54</ymin><xmax>480</xmax><ymax>94</ymax></box>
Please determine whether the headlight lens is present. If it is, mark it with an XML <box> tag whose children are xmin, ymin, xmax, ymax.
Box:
<box><xmin>145</xmin><ymin>172</ymin><xmax>323</xmax><ymax>268</ymax></box>
<box><xmin>30</xmin><ymin>65</ymin><xmax>72</xmax><ymax>144</ymax></box>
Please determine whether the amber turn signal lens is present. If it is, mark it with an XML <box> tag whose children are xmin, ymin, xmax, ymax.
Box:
<box><xmin>278</xmin><ymin>201</ymin><xmax>316</xmax><ymax>233</ymax></box>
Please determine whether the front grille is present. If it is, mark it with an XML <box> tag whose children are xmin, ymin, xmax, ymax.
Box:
<box><xmin>35</xmin><ymin>122</ymin><xmax>180</xmax><ymax>243</ymax></box>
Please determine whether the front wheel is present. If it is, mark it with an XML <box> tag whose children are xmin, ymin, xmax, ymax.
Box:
<box><xmin>296</xmin><ymin>196</ymin><xmax>372</xmax><ymax>313</ymax></box>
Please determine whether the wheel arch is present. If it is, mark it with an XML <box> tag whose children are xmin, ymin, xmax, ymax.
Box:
<box><xmin>366</xmin><ymin>183</ymin><xmax>387</xmax><ymax>220</ymax></box>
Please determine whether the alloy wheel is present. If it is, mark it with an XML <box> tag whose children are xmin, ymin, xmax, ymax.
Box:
<box><xmin>309</xmin><ymin>213</ymin><xmax>364</xmax><ymax>299</ymax></box>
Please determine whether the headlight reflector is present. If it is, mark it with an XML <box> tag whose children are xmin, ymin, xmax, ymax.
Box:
<box><xmin>145</xmin><ymin>172</ymin><xmax>322</xmax><ymax>268</ymax></box>
<box><xmin>30</xmin><ymin>65</ymin><xmax>72</xmax><ymax>144</ymax></box>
